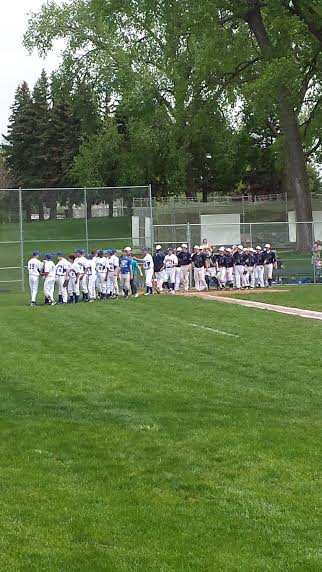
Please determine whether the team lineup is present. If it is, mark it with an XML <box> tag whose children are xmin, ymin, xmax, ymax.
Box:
<box><xmin>27</xmin><ymin>242</ymin><xmax>277</xmax><ymax>306</ymax></box>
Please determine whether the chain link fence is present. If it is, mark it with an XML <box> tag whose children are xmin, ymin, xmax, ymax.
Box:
<box><xmin>0</xmin><ymin>186</ymin><xmax>152</xmax><ymax>291</ymax></box>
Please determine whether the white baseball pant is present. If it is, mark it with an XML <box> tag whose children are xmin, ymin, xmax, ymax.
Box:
<box><xmin>155</xmin><ymin>270</ymin><xmax>165</xmax><ymax>291</ymax></box>
<box><xmin>248</xmin><ymin>267</ymin><xmax>255</xmax><ymax>288</ymax></box>
<box><xmin>180</xmin><ymin>266</ymin><xmax>190</xmax><ymax>291</ymax></box>
<box><xmin>217</xmin><ymin>267</ymin><xmax>227</xmax><ymax>287</ymax></box>
<box><xmin>175</xmin><ymin>267</ymin><xmax>181</xmax><ymax>291</ymax></box>
<box><xmin>106</xmin><ymin>273</ymin><xmax>118</xmax><ymax>295</ymax></box>
<box><xmin>68</xmin><ymin>277</ymin><xmax>80</xmax><ymax>297</ymax></box>
<box><xmin>56</xmin><ymin>276</ymin><xmax>68</xmax><ymax>303</ymax></box>
<box><xmin>164</xmin><ymin>268</ymin><xmax>175</xmax><ymax>286</ymax></box>
<box><xmin>234</xmin><ymin>265</ymin><xmax>246</xmax><ymax>289</ymax></box>
<box><xmin>194</xmin><ymin>267</ymin><xmax>207</xmax><ymax>291</ymax></box>
<box><xmin>88</xmin><ymin>275</ymin><xmax>96</xmax><ymax>300</ymax></box>
<box><xmin>226</xmin><ymin>267</ymin><xmax>234</xmax><ymax>285</ymax></box>
<box><xmin>29</xmin><ymin>275</ymin><xmax>39</xmax><ymax>303</ymax></box>
<box><xmin>44</xmin><ymin>277</ymin><xmax>55</xmax><ymax>302</ymax></box>
<box><xmin>80</xmin><ymin>275</ymin><xmax>88</xmax><ymax>294</ymax></box>
<box><xmin>145</xmin><ymin>268</ymin><xmax>154</xmax><ymax>288</ymax></box>
<box><xmin>264</xmin><ymin>263</ymin><xmax>273</xmax><ymax>285</ymax></box>
<box><xmin>120</xmin><ymin>273</ymin><xmax>131</xmax><ymax>292</ymax></box>
<box><xmin>97</xmin><ymin>273</ymin><xmax>107</xmax><ymax>295</ymax></box>
<box><xmin>255</xmin><ymin>265</ymin><xmax>265</xmax><ymax>287</ymax></box>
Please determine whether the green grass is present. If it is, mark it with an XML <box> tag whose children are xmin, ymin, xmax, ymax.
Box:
<box><xmin>0</xmin><ymin>292</ymin><xmax>321</xmax><ymax>571</ymax></box>
<box><xmin>231</xmin><ymin>284</ymin><xmax>322</xmax><ymax>312</ymax></box>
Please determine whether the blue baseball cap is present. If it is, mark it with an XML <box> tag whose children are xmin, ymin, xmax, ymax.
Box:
<box><xmin>55</xmin><ymin>251</ymin><xmax>63</xmax><ymax>257</ymax></box>
<box><xmin>88</xmin><ymin>253</ymin><xmax>93</xmax><ymax>260</ymax></box>
<box><xmin>107</xmin><ymin>249</ymin><xmax>113</xmax><ymax>254</ymax></box>
<box><xmin>167</xmin><ymin>246</ymin><xmax>174</xmax><ymax>252</ymax></box>
<box><xmin>44</xmin><ymin>253</ymin><xmax>53</xmax><ymax>260</ymax></box>
<box><xmin>111</xmin><ymin>249</ymin><xmax>117</xmax><ymax>254</ymax></box>
<box><xmin>32</xmin><ymin>250</ymin><xmax>40</xmax><ymax>256</ymax></box>
<box><xmin>143</xmin><ymin>247</ymin><xmax>149</xmax><ymax>252</ymax></box>
<box><xmin>98</xmin><ymin>249</ymin><xmax>104</xmax><ymax>255</ymax></box>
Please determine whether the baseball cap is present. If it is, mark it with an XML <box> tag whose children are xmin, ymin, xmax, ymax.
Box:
<box><xmin>226</xmin><ymin>248</ymin><xmax>232</xmax><ymax>253</ymax></box>
<box><xmin>111</xmin><ymin>249</ymin><xmax>117</xmax><ymax>254</ymax></box>
<box><xmin>265</xmin><ymin>243</ymin><xmax>271</xmax><ymax>248</ymax></box>
<box><xmin>143</xmin><ymin>247</ymin><xmax>149</xmax><ymax>252</ymax></box>
<box><xmin>75</xmin><ymin>248</ymin><xmax>82</xmax><ymax>254</ymax></box>
<box><xmin>256</xmin><ymin>246</ymin><xmax>261</xmax><ymax>250</ymax></box>
<box><xmin>155</xmin><ymin>245</ymin><xmax>162</xmax><ymax>250</ymax></box>
<box><xmin>98</xmin><ymin>249</ymin><xmax>104</xmax><ymax>255</ymax></box>
<box><xmin>181</xmin><ymin>243</ymin><xmax>188</xmax><ymax>248</ymax></box>
<box><xmin>167</xmin><ymin>246</ymin><xmax>173</xmax><ymax>251</ymax></box>
<box><xmin>124</xmin><ymin>246</ymin><xmax>132</xmax><ymax>252</ymax></box>
<box><xmin>44</xmin><ymin>253</ymin><xmax>53</xmax><ymax>260</ymax></box>
<box><xmin>238</xmin><ymin>244</ymin><xmax>243</xmax><ymax>250</ymax></box>
<box><xmin>194</xmin><ymin>245</ymin><xmax>200</xmax><ymax>249</ymax></box>
<box><xmin>177</xmin><ymin>247</ymin><xmax>182</xmax><ymax>252</ymax></box>
<box><xmin>107</xmin><ymin>249</ymin><xmax>113</xmax><ymax>254</ymax></box>
<box><xmin>219</xmin><ymin>246</ymin><xmax>225</xmax><ymax>252</ymax></box>
<box><xmin>55</xmin><ymin>251</ymin><xmax>63</xmax><ymax>257</ymax></box>
<box><xmin>32</xmin><ymin>250</ymin><xmax>40</xmax><ymax>256</ymax></box>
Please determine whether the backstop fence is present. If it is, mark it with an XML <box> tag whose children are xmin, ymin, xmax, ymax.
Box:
<box><xmin>0</xmin><ymin>187</ymin><xmax>321</xmax><ymax>291</ymax></box>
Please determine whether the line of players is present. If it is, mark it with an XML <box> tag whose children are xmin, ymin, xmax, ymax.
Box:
<box><xmin>27</xmin><ymin>243</ymin><xmax>277</xmax><ymax>306</ymax></box>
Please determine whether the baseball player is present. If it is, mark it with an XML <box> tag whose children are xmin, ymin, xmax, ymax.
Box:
<box><xmin>255</xmin><ymin>246</ymin><xmax>265</xmax><ymax>288</ymax></box>
<box><xmin>216</xmin><ymin>247</ymin><xmax>227</xmax><ymax>289</ymax></box>
<box><xmin>110</xmin><ymin>249</ymin><xmax>120</xmax><ymax>297</ymax></box>
<box><xmin>233</xmin><ymin>245</ymin><xmax>246</xmax><ymax>290</ymax></box>
<box><xmin>67</xmin><ymin>255</ymin><xmax>81</xmax><ymax>303</ymax></box>
<box><xmin>55</xmin><ymin>251</ymin><xmax>70</xmax><ymax>304</ymax></box>
<box><xmin>246</xmin><ymin>248</ymin><xmax>256</xmax><ymax>289</ymax></box>
<box><xmin>191</xmin><ymin>245</ymin><xmax>208</xmax><ymax>291</ymax></box>
<box><xmin>263</xmin><ymin>244</ymin><xmax>277</xmax><ymax>287</ymax></box>
<box><xmin>42</xmin><ymin>253</ymin><xmax>56</xmax><ymax>305</ymax></box>
<box><xmin>175</xmin><ymin>247</ymin><xmax>182</xmax><ymax>291</ymax></box>
<box><xmin>162</xmin><ymin>247</ymin><xmax>178</xmax><ymax>294</ymax></box>
<box><xmin>27</xmin><ymin>250</ymin><xmax>43</xmax><ymax>306</ymax></box>
<box><xmin>75</xmin><ymin>248</ymin><xmax>88</xmax><ymax>301</ymax></box>
<box><xmin>84</xmin><ymin>254</ymin><xmax>97</xmax><ymax>302</ymax></box>
<box><xmin>178</xmin><ymin>243</ymin><xmax>192</xmax><ymax>292</ymax></box>
<box><xmin>105</xmin><ymin>249</ymin><xmax>119</xmax><ymax>298</ymax></box>
<box><xmin>95</xmin><ymin>249</ymin><xmax>107</xmax><ymax>298</ymax></box>
<box><xmin>153</xmin><ymin>245</ymin><xmax>165</xmax><ymax>293</ymax></box>
<box><xmin>129</xmin><ymin>251</ymin><xmax>142</xmax><ymax>297</ymax></box>
<box><xmin>118</xmin><ymin>249</ymin><xmax>133</xmax><ymax>298</ymax></box>
<box><xmin>225</xmin><ymin>248</ymin><xmax>235</xmax><ymax>289</ymax></box>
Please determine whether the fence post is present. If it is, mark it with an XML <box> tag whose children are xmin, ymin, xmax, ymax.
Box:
<box><xmin>149</xmin><ymin>183</ymin><xmax>154</xmax><ymax>249</ymax></box>
<box><xmin>18</xmin><ymin>187</ymin><xmax>25</xmax><ymax>293</ymax></box>
<box><xmin>187</xmin><ymin>222</ymin><xmax>192</xmax><ymax>288</ymax></box>
<box><xmin>250</xmin><ymin>223</ymin><xmax>253</xmax><ymax>248</ymax></box>
<box><xmin>84</xmin><ymin>187</ymin><xmax>89</xmax><ymax>253</ymax></box>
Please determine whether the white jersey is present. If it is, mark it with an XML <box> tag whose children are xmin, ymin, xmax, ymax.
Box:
<box><xmin>164</xmin><ymin>254</ymin><xmax>178</xmax><ymax>269</ymax></box>
<box><xmin>55</xmin><ymin>257</ymin><xmax>70</xmax><ymax>277</ymax></box>
<box><xmin>28</xmin><ymin>258</ymin><xmax>43</xmax><ymax>277</ymax></box>
<box><xmin>43</xmin><ymin>260</ymin><xmax>56</xmax><ymax>278</ymax></box>
<box><xmin>68</xmin><ymin>261</ymin><xmax>81</xmax><ymax>279</ymax></box>
<box><xmin>77</xmin><ymin>255</ymin><xmax>87</xmax><ymax>274</ymax></box>
<box><xmin>85</xmin><ymin>259</ymin><xmax>96</xmax><ymax>277</ymax></box>
<box><xmin>106</xmin><ymin>257</ymin><xmax>115</xmax><ymax>273</ymax></box>
<box><xmin>110</xmin><ymin>255</ymin><xmax>119</xmax><ymax>269</ymax></box>
<box><xmin>96</xmin><ymin>256</ymin><xmax>107</xmax><ymax>273</ymax></box>
<box><xmin>143</xmin><ymin>253</ymin><xmax>154</xmax><ymax>270</ymax></box>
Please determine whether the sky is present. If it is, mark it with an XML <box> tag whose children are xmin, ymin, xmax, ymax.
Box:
<box><xmin>1</xmin><ymin>0</ymin><xmax>61</xmax><ymax>138</ymax></box>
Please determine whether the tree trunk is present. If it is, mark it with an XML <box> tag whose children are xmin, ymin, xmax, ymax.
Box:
<box><xmin>38</xmin><ymin>200</ymin><xmax>45</xmax><ymax>221</ymax></box>
<box><xmin>67</xmin><ymin>204</ymin><xmax>73</xmax><ymax>218</ymax></box>
<box><xmin>246</xmin><ymin>3</ymin><xmax>313</xmax><ymax>252</ymax></box>
<box><xmin>186</xmin><ymin>161</ymin><xmax>197</xmax><ymax>199</ymax></box>
<box><xmin>25</xmin><ymin>203</ymin><xmax>32</xmax><ymax>223</ymax></box>
<box><xmin>87</xmin><ymin>200</ymin><xmax>93</xmax><ymax>219</ymax></box>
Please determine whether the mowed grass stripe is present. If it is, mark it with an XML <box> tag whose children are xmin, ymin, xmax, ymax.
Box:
<box><xmin>0</xmin><ymin>294</ymin><xmax>320</xmax><ymax>571</ymax></box>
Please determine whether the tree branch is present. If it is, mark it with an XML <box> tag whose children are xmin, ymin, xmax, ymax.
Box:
<box><xmin>306</xmin><ymin>137</ymin><xmax>322</xmax><ymax>157</ymax></box>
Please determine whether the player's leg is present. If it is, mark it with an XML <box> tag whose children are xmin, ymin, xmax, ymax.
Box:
<box><xmin>74</xmin><ymin>279</ymin><xmax>80</xmax><ymax>303</ymax></box>
<box><xmin>235</xmin><ymin>266</ymin><xmax>241</xmax><ymax>289</ymax></box>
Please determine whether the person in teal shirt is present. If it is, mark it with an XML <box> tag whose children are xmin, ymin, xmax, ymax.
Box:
<box><xmin>130</xmin><ymin>253</ymin><xmax>143</xmax><ymax>297</ymax></box>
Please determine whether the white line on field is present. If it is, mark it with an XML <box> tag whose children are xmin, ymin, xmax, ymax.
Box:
<box><xmin>189</xmin><ymin>323</ymin><xmax>239</xmax><ymax>337</ymax></box>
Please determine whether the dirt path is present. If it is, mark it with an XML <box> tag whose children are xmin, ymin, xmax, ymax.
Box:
<box><xmin>179</xmin><ymin>290</ymin><xmax>322</xmax><ymax>321</ymax></box>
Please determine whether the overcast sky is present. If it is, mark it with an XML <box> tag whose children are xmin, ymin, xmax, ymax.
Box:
<box><xmin>1</xmin><ymin>0</ymin><xmax>61</xmax><ymax>138</ymax></box>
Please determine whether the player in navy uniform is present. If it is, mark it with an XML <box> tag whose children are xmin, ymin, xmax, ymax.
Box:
<box><xmin>178</xmin><ymin>244</ymin><xmax>192</xmax><ymax>292</ymax></box>
<box><xmin>225</xmin><ymin>248</ymin><xmax>235</xmax><ymax>289</ymax></box>
<box><xmin>192</xmin><ymin>246</ymin><xmax>208</xmax><ymax>291</ymax></box>
<box><xmin>255</xmin><ymin>246</ymin><xmax>265</xmax><ymax>287</ymax></box>
<box><xmin>263</xmin><ymin>244</ymin><xmax>277</xmax><ymax>287</ymax></box>
<box><xmin>246</xmin><ymin>248</ymin><xmax>257</xmax><ymax>289</ymax></box>
<box><xmin>216</xmin><ymin>247</ymin><xmax>227</xmax><ymax>289</ymax></box>
<box><xmin>234</xmin><ymin>245</ymin><xmax>246</xmax><ymax>289</ymax></box>
<box><xmin>153</xmin><ymin>245</ymin><xmax>165</xmax><ymax>293</ymax></box>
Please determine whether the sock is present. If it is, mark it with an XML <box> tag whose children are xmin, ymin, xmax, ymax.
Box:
<box><xmin>268</xmin><ymin>279</ymin><xmax>272</xmax><ymax>287</ymax></box>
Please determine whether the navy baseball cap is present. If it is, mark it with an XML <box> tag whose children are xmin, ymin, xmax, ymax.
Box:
<box><xmin>75</xmin><ymin>248</ymin><xmax>83</xmax><ymax>254</ymax></box>
<box><xmin>45</xmin><ymin>253</ymin><xmax>53</xmax><ymax>260</ymax></box>
<box><xmin>107</xmin><ymin>249</ymin><xmax>113</xmax><ymax>254</ymax></box>
<box><xmin>111</xmin><ymin>249</ymin><xmax>117</xmax><ymax>254</ymax></box>
<box><xmin>98</xmin><ymin>249</ymin><xmax>104</xmax><ymax>255</ymax></box>
<box><xmin>167</xmin><ymin>246</ymin><xmax>174</xmax><ymax>252</ymax></box>
<box><xmin>32</xmin><ymin>250</ymin><xmax>40</xmax><ymax>256</ymax></box>
<box><xmin>143</xmin><ymin>247</ymin><xmax>149</xmax><ymax>252</ymax></box>
<box><xmin>55</xmin><ymin>251</ymin><xmax>63</xmax><ymax>257</ymax></box>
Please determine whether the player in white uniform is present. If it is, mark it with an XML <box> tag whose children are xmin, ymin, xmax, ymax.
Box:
<box><xmin>67</xmin><ymin>255</ymin><xmax>81</xmax><ymax>303</ymax></box>
<box><xmin>110</xmin><ymin>249</ymin><xmax>120</xmax><ymax>297</ymax></box>
<box><xmin>85</xmin><ymin>254</ymin><xmax>97</xmax><ymax>302</ymax></box>
<box><xmin>27</xmin><ymin>250</ymin><xmax>43</xmax><ymax>306</ymax></box>
<box><xmin>163</xmin><ymin>247</ymin><xmax>178</xmax><ymax>294</ymax></box>
<box><xmin>104</xmin><ymin>250</ymin><xmax>116</xmax><ymax>298</ymax></box>
<box><xmin>135</xmin><ymin>247</ymin><xmax>154</xmax><ymax>295</ymax></box>
<box><xmin>75</xmin><ymin>249</ymin><xmax>88</xmax><ymax>301</ymax></box>
<box><xmin>55</xmin><ymin>251</ymin><xmax>70</xmax><ymax>304</ymax></box>
<box><xmin>42</xmin><ymin>253</ymin><xmax>56</xmax><ymax>305</ymax></box>
<box><xmin>95</xmin><ymin>249</ymin><xmax>107</xmax><ymax>299</ymax></box>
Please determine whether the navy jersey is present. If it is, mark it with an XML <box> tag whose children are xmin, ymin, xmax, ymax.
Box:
<box><xmin>234</xmin><ymin>252</ymin><xmax>244</xmax><ymax>265</ymax></box>
<box><xmin>192</xmin><ymin>252</ymin><xmax>207</xmax><ymax>268</ymax></box>
<box><xmin>264</xmin><ymin>251</ymin><xmax>277</xmax><ymax>264</ymax></box>
<box><xmin>178</xmin><ymin>251</ymin><xmax>192</xmax><ymax>266</ymax></box>
<box><xmin>153</xmin><ymin>252</ymin><xmax>165</xmax><ymax>272</ymax></box>
<box><xmin>119</xmin><ymin>256</ymin><xmax>132</xmax><ymax>274</ymax></box>
<box><xmin>225</xmin><ymin>255</ymin><xmax>235</xmax><ymax>268</ymax></box>
<box><xmin>217</xmin><ymin>255</ymin><xmax>227</xmax><ymax>268</ymax></box>
<box><xmin>256</xmin><ymin>252</ymin><xmax>266</xmax><ymax>265</ymax></box>
<box><xmin>247</xmin><ymin>254</ymin><xmax>257</xmax><ymax>266</ymax></box>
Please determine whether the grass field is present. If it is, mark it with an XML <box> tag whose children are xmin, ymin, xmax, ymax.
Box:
<box><xmin>231</xmin><ymin>284</ymin><xmax>322</xmax><ymax>312</ymax></box>
<box><xmin>0</xmin><ymin>290</ymin><xmax>321</xmax><ymax>571</ymax></box>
